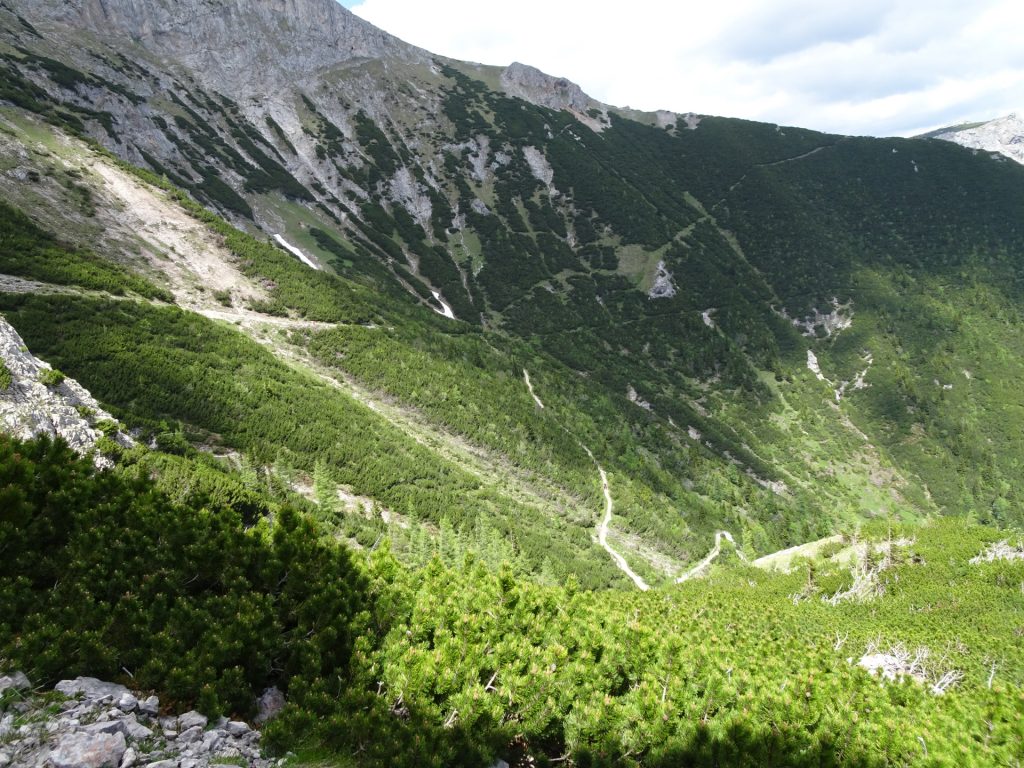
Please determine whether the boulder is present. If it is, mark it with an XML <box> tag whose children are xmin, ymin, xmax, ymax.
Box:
<box><xmin>176</xmin><ymin>725</ymin><xmax>203</xmax><ymax>744</ymax></box>
<box><xmin>137</xmin><ymin>697</ymin><xmax>159</xmax><ymax>717</ymax></box>
<box><xmin>255</xmin><ymin>687</ymin><xmax>285</xmax><ymax>724</ymax></box>
<box><xmin>225</xmin><ymin>720</ymin><xmax>250</xmax><ymax>737</ymax></box>
<box><xmin>55</xmin><ymin>678</ymin><xmax>130</xmax><ymax>703</ymax></box>
<box><xmin>116</xmin><ymin>694</ymin><xmax>138</xmax><ymax>713</ymax></box>
<box><xmin>47</xmin><ymin>730</ymin><xmax>127</xmax><ymax>768</ymax></box>
<box><xmin>121</xmin><ymin>716</ymin><xmax>153</xmax><ymax>741</ymax></box>
<box><xmin>0</xmin><ymin>672</ymin><xmax>31</xmax><ymax>694</ymax></box>
<box><xmin>176</xmin><ymin>711</ymin><xmax>207</xmax><ymax>731</ymax></box>
<box><xmin>82</xmin><ymin>720</ymin><xmax>127</xmax><ymax>737</ymax></box>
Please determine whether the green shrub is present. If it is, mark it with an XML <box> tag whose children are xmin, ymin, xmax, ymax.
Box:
<box><xmin>38</xmin><ymin>367</ymin><xmax>65</xmax><ymax>387</ymax></box>
<box><xmin>0</xmin><ymin>435</ymin><xmax>367</xmax><ymax>717</ymax></box>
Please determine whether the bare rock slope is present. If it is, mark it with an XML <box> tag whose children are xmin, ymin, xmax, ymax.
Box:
<box><xmin>935</xmin><ymin>113</ymin><xmax>1024</xmax><ymax>165</ymax></box>
<box><xmin>0</xmin><ymin>316</ymin><xmax>131</xmax><ymax>462</ymax></box>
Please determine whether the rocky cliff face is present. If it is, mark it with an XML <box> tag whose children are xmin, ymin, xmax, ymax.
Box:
<box><xmin>0</xmin><ymin>316</ymin><xmax>131</xmax><ymax>464</ymax></box>
<box><xmin>936</xmin><ymin>113</ymin><xmax>1024</xmax><ymax>165</ymax></box>
<box><xmin>500</xmin><ymin>62</ymin><xmax>610</xmax><ymax>131</ymax></box>
<box><xmin>15</xmin><ymin>0</ymin><xmax>427</xmax><ymax>91</ymax></box>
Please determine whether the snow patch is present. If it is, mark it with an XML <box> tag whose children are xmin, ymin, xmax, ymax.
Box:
<box><xmin>430</xmin><ymin>291</ymin><xmax>456</xmax><ymax>320</ymax></box>
<box><xmin>273</xmin><ymin>234</ymin><xmax>319</xmax><ymax>270</ymax></box>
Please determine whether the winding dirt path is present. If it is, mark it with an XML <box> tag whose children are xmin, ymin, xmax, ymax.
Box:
<box><xmin>522</xmin><ymin>369</ymin><xmax>545</xmax><ymax>409</ymax></box>
<box><xmin>521</xmin><ymin>369</ymin><xmax>649</xmax><ymax>590</ymax></box>
<box><xmin>589</xmin><ymin>450</ymin><xmax>650</xmax><ymax>591</ymax></box>
<box><xmin>675</xmin><ymin>530</ymin><xmax>748</xmax><ymax>583</ymax></box>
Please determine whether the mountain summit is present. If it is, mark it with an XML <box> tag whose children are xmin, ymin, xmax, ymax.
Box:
<box><xmin>15</xmin><ymin>0</ymin><xmax>425</xmax><ymax>89</ymax></box>
<box><xmin>933</xmin><ymin>112</ymin><xmax>1024</xmax><ymax>165</ymax></box>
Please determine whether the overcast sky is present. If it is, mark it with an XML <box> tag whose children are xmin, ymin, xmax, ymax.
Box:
<box><xmin>340</xmin><ymin>0</ymin><xmax>1023</xmax><ymax>137</ymax></box>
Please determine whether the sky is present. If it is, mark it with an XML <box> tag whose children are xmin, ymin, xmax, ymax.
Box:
<box><xmin>338</xmin><ymin>0</ymin><xmax>1024</xmax><ymax>137</ymax></box>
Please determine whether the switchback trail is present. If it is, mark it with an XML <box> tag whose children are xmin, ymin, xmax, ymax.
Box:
<box><xmin>676</xmin><ymin>530</ymin><xmax>748</xmax><ymax>583</ymax></box>
<box><xmin>522</xmin><ymin>369</ymin><xmax>650</xmax><ymax>591</ymax></box>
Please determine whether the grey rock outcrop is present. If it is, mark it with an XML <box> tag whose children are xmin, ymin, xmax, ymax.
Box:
<box><xmin>500</xmin><ymin>62</ymin><xmax>608</xmax><ymax>131</ymax></box>
<box><xmin>1</xmin><ymin>675</ymin><xmax>274</xmax><ymax>768</ymax></box>
<box><xmin>16</xmin><ymin>0</ymin><xmax>428</xmax><ymax>93</ymax></box>
<box><xmin>55</xmin><ymin>679</ymin><xmax>131</xmax><ymax>703</ymax></box>
<box><xmin>935</xmin><ymin>113</ymin><xmax>1024</xmax><ymax>166</ymax></box>
<box><xmin>0</xmin><ymin>318</ymin><xmax>133</xmax><ymax>465</ymax></box>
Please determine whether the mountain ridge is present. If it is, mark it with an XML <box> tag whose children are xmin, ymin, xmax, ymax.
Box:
<box><xmin>932</xmin><ymin>112</ymin><xmax>1024</xmax><ymax>165</ymax></box>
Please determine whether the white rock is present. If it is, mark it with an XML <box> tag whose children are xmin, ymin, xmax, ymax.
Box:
<box><xmin>0</xmin><ymin>713</ymin><xmax>14</xmax><ymax>739</ymax></box>
<box><xmin>119</xmin><ymin>747</ymin><xmax>137</xmax><ymax>768</ymax></box>
<box><xmin>48</xmin><ymin>730</ymin><xmax>127</xmax><ymax>768</ymax></box>
<box><xmin>648</xmin><ymin>261</ymin><xmax>677</xmax><ymax>299</ymax></box>
<box><xmin>55</xmin><ymin>678</ymin><xmax>131</xmax><ymax>703</ymax></box>
<box><xmin>116</xmin><ymin>694</ymin><xmax>138</xmax><ymax>713</ymax></box>
<box><xmin>0</xmin><ymin>322</ymin><xmax>134</xmax><ymax>467</ymax></box>
<box><xmin>201</xmin><ymin>730</ymin><xmax>224</xmax><ymax>753</ymax></box>
<box><xmin>936</xmin><ymin>113</ymin><xmax>1024</xmax><ymax>166</ymax></box>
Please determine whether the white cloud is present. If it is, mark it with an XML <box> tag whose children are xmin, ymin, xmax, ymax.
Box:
<box><xmin>348</xmin><ymin>0</ymin><xmax>1024</xmax><ymax>136</ymax></box>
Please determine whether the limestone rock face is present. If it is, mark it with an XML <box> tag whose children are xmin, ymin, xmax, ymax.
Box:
<box><xmin>0</xmin><ymin>318</ymin><xmax>133</xmax><ymax>464</ymax></box>
<box><xmin>936</xmin><ymin>113</ymin><xmax>1024</xmax><ymax>165</ymax></box>
<box><xmin>499</xmin><ymin>62</ymin><xmax>610</xmax><ymax>131</ymax></box>
<box><xmin>16</xmin><ymin>0</ymin><xmax>427</xmax><ymax>92</ymax></box>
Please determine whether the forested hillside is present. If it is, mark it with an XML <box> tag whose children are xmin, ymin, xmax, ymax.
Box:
<box><xmin>1</xmin><ymin>0</ymin><xmax>1023</xmax><ymax>764</ymax></box>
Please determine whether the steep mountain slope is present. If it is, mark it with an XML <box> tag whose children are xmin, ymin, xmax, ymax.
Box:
<box><xmin>930</xmin><ymin>113</ymin><xmax>1024</xmax><ymax>165</ymax></box>
<box><xmin>2</xmin><ymin>2</ymin><xmax>1024</xmax><ymax>766</ymax></box>
<box><xmin>2</xmin><ymin>0</ymin><xmax>1024</xmax><ymax>577</ymax></box>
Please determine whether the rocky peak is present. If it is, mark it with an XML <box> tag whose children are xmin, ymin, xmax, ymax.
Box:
<box><xmin>16</xmin><ymin>0</ymin><xmax>427</xmax><ymax>91</ymax></box>
<box><xmin>500</xmin><ymin>62</ymin><xmax>608</xmax><ymax>130</ymax></box>
<box><xmin>935</xmin><ymin>113</ymin><xmax>1024</xmax><ymax>165</ymax></box>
